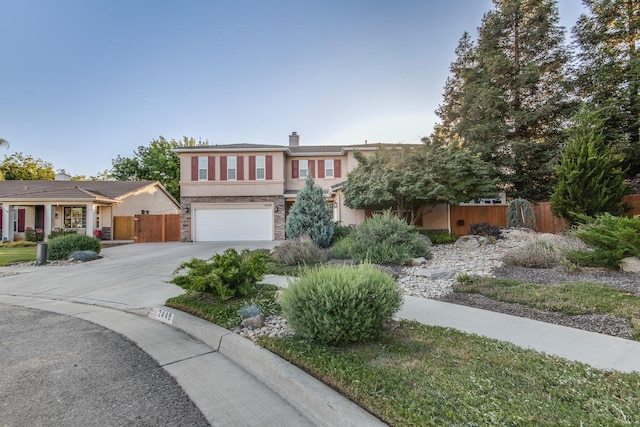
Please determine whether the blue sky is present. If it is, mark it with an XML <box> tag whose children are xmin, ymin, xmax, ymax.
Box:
<box><xmin>0</xmin><ymin>0</ymin><xmax>585</xmax><ymax>177</ymax></box>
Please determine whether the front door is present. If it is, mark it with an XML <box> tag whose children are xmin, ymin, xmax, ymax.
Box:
<box><xmin>35</xmin><ymin>205</ymin><xmax>44</xmax><ymax>229</ymax></box>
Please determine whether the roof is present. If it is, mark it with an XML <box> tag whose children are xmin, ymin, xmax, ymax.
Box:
<box><xmin>174</xmin><ymin>143</ymin><xmax>288</xmax><ymax>153</ymax></box>
<box><xmin>174</xmin><ymin>142</ymin><xmax>419</xmax><ymax>156</ymax></box>
<box><xmin>0</xmin><ymin>180</ymin><xmax>168</xmax><ymax>204</ymax></box>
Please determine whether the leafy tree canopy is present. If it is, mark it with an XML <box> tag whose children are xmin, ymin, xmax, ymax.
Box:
<box><xmin>0</xmin><ymin>152</ymin><xmax>55</xmax><ymax>180</ymax></box>
<box><xmin>343</xmin><ymin>142</ymin><xmax>498</xmax><ymax>224</ymax></box>
<box><xmin>111</xmin><ymin>136</ymin><xmax>207</xmax><ymax>200</ymax></box>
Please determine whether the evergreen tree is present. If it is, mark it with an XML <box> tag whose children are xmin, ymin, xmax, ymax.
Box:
<box><xmin>573</xmin><ymin>0</ymin><xmax>640</xmax><ymax>176</ymax></box>
<box><xmin>434</xmin><ymin>0</ymin><xmax>575</xmax><ymax>201</ymax></box>
<box><xmin>285</xmin><ymin>175</ymin><xmax>334</xmax><ymax>248</ymax></box>
<box><xmin>550</xmin><ymin>108</ymin><xmax>630</xmax><ymax>224</ymax></box>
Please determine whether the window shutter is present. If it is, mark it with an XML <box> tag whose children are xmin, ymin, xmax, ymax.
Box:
<box><xmin>309</xmin><ymin>160</ymin><xmax>315</xmax><ymax>178</ymax></box>
<box><xmin>335</xmin><ymin>159</ymin><xmax>342</xmax><ymax>178</ymax></box>
<box><xmin>18</xmin><ymin>209</ymin><xmax>25</xmax><ymax>232</ymax></box>
<box><xmin>208</xmin><ymin>156</ymin><xmax>215</xmax><ymax>181</ymax></box>
<box><xmin>292</xmin><ymin>160</ymin><xmax>299</xmax><ymax>178</ymax></box>
<box><xmin>220</xmin><ymin>156</ymin><xmax>227</xmax><ymax>181</ymax></box>
<box><xmin>191</xmin><ymin>156</ymin><xmax>198</xmax><ymax>181</ymax></box>
<box><xmin>237</xmin><ymin>156</ymin><xmax>244</xmax><ymax>180</ymax></box>
<box><xmin>249</xmin><ymin>156</ymin><xmax>256</xmax><ymax>180</ymax></box>
<box><xmin>0</xmin><ymin>209</ymin><xmax>3</xmax><ymax>230</ymax></box>
<box><xmin>266</xmin><ymin>155</ymin><xmax>273</xmax><ymax>180</ymax></box>
<box><xmin>318</xmin><ymin>160</ymin><xmax>325</xmax><ymax>178</ymax></box>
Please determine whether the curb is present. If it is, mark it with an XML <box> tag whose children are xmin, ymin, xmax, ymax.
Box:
<box><xmin>165</xmin><ymin>305</ymin><xmax>386</xmax><ymax>427</ymax></box>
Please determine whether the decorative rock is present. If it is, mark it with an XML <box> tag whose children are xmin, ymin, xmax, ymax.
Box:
<box><xmin>240</xmin><ymin>314</ymin><xmax>265</xmax><ymax>329</ymax></box>
<box><xmin>68</xmin><ymin>250</ymin><xmax>99</xmax><ymax>261</ymax></box>
<box><xmin>620</xmin><ymin>257</ymin><xmax>640</xmax><ymax>273</ymax></box>
<box><xmin>411</xmin><ymin>257</ymin><xmax>428</xmax><ymax>266</ymax></box>
<box><xmin>454</xmin><ymin>235</ymin><xmax>490</xmax><ymax>249</ymax></box>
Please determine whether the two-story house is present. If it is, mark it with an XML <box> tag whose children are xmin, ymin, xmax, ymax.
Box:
<box><xmin>175</xmin><ymin>132</ymin><xmax>382</xmax><ymax>242</ymax></box>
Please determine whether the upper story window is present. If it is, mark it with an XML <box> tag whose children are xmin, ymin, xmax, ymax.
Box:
<box><xmin>299</xmin><ymin>159</ymin><xmax>308</xmax><ymax>178</ymax></box>
<box><xmin>256</xmin><ymin>155</ymin><xmax>265</xmax><ymax>180</ymax></box>
<box><xmin>325</xmin><ymin>159</ymin><xmax>334</xmax><ymax>178</ymax></box>
<box><xmin>227</xmin><ymin>156</ymin><xmax>237</xmax><ymax>180</ymax></box>
<box><xmin>198</xmin><ymin>156</ymin><xmax>208</xmax><ymax>180</ymax></box>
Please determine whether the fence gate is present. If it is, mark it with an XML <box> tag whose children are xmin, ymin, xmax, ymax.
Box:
<box><xmin>134</xmin><ymin>214</ymin><xmax>180</xmax><ymax>243</ymax></box>
<box><xmin>113</xmin><ymin>216</ymin><xmax>135</xmax><ymax>240</ymax></box>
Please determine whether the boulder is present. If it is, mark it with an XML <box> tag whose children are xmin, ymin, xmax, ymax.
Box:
<box><xmin>411</xmin><ymin>257</ymin><xmax>428</xmax><ymax>266</ymax></box>
<box><xmin>454</xmin><ymin>235</ymin><xmax>490</xmax><ymax>249</ymax></box>
<box><xmin>412</xmin><ymin>267</ymin><xmax>455</xmax><ymax>280</ymax></box>
<box><xmin>68</xmin><ymin>250</ymin><xmax>99</xmax><ymax>261</ymax></box>
<box><xmin>240</xmin><ymin>314</ymin><xmax>265</xmax><ymax>329</ymax></box>
<box><xmin>620</xmin><ymin>257</ymin><xmax>640</xmax><ymax>274</ymax></box>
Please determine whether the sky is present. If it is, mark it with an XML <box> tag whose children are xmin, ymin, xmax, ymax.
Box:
<box><xmin>0</xmin><ymin>0</ymin><xmax>586</xmax><ymax>177</ymax></box>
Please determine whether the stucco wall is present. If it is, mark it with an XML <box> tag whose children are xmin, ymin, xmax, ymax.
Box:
<box><xmin>112</xmin><ymin>186</ymin><xmax>179</xmax><ymax>216</ymax></box>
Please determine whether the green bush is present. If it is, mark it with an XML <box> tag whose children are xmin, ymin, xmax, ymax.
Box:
<box><xmin>330</xmin><ymin>223</ymin><xmax>355</xmax><ymax>245</ymax></box>
<box><xmin>24</xmin><ymin>227</ymin><xmax>44</xmax><ymax>242</ymax></box>
<box><xmin>48</xmin><ymin>228</ymin><xmax>77</xmax><ymax>240</ymax></box>
<box><xmin>271</xmin><ymin>238</ymin><xmax>328</xmax><ymax>266</ymax></box>
<box><xmin>566</xmin><ymin>213</ymin><xmax>640</xmax><ymax>269</ymax></box>
<box><xmin>282</xmin><ymin>264</ymin><xmax>403</xmax><ymax>345</ymax></box>
<box><xmin>331</xmin><ymin>212</ymin><xmax>431</xmax><ymax>265</ymax></box>
<box><xmin>172</xmin><ymin>248</ymin><xmax>268</xmax><ymax>300</ymax></box>
<box><xmin>47</xmin><ymin>234</ymin><xmax>101</xmax><ymax>260</ymax></box>
<box><xmin>419</xmin><ymin>229</ymin><xmax>457</xmax><ymax>244</ymax></box>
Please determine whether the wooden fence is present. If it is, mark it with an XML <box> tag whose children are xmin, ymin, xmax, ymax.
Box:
<box><xmin>134</xmin><ymin>214</ymin><xmax>180</xmax><ymax>243</ymax></box>
<box><xmin>113</xmin><ymin>216</ymin><xmax>135</xmax><ymax>240</ymax></box>
<box><xmin>449</xmin><ymin>195</ymin><xmax>640</xmax><ymax>236</ymax></box>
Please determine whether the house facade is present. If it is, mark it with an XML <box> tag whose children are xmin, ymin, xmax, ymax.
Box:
<box><xmin>176</xmin><ymin>132</ymin><xmax>383</xmax><ymax>242</ymax></box>
<box><xmin>0</xmin><ymin>180</ymin><xmax>180</xmax><ymax>242</ymax></box>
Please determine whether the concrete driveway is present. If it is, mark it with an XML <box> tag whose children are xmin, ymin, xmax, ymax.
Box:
<box><xmin>0</xmin><ymin>241</ymin><xmax>278</xmax><ymax>309</ymax></box>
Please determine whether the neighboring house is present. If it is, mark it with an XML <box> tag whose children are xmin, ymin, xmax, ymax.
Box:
<box><xmin>0</xmin><ymin>180</ymin><xmax>180</xmax><ymax>242</ymax></box>
<box><xmin>175</xmin><ymin>132</ymin><xmax>412</xmax><ymax>242</ymax></box>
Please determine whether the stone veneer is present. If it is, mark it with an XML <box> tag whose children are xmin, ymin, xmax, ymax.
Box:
<box><xmin>180</xmin><ymin>196</ymin><xmax>286</xmax><ymax>242</ymax></box>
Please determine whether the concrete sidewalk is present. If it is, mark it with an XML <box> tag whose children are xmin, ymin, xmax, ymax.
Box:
<box><xmin>399</xmin><ymin>295</ymin><xmax>640</xmax><ymax>373</ymax></box>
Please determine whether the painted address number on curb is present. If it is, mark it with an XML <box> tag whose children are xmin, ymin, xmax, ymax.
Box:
<box><xmin>148</xmin><ymin>307</ymin><xmax>175</xmax><ymax>325</ymax></box>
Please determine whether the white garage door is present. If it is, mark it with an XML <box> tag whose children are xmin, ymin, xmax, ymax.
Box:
<box><xmin>193</xmin><ymin>207</ymin><xmax>273</xmax><ymax>241</ymax></box>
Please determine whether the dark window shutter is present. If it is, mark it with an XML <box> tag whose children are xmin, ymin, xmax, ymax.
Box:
<box><xmin>266</xmin><ymin>155</ymin><xmax>273</xmax><ymax>180</ymax></box>
<box><xmin>220</xmin><ymin>156</ymin><xmax>227</xmax><ymax>181</ymax></box>
<box><xmin>249</xmin><ymin>156</ymin><xmax>256</xmax><ymax>180</ymax></box>
<box><xmin>18</xmin><ymin>209</ymin><xmax>25</xmax><ymax>232</ymax></box>
<box><xmin>0</xmin><ymin>209</ymin><xmax>3</xmax><ymax>230</ymax></box>
<box><xmin>309</xmin><ymin>160</ymin><xmax>315</xmax><ymax>178</ymax></box>
<box><xmin>208</xmin><ymin>156</ymin><xmax>215</xmax><ymax>181</ymax></box>
<box><xmin>237</xmin><ymin>156</ymin><xmax>244</xmax><ymax>180</ymax></box>
<box><xmin>318</xmin><ymin>160</ymin><xmax>325</xmax><ymax>178</ymax></box>
<box><xmin>191</xmin><ymin>156</ymin><xmax>198</xmax><ymax>181</ymax></box>
<box><xmin>292</xmin><ymin>160</ymin><xmax>299</xmax><ymax>178</ymax></box>
<box><xmin>335</xmin><ymin>159</ymin><xmax>342</xmax><ymax>178</ymax></box>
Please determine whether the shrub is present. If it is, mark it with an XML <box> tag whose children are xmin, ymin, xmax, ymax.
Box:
<box><xmin>503</xmin><ymin>239</ymin><xmax>562</xmax><ymax>268</ymax></box>
<box><xmin>282</xmin><ymin>264</ymin><xmax>403</xmax><ymax>345</ymax></box>
<box><xmin>271</xmin><ymin>238</ymin><xmax>328</xmax><ymax>266</ymax></box>
<box><xmin>238</xmin><ymin>301</ymin><xmax>263</xmax><ymax>319</ymax></box>
<box><xmin>506</xmin><ymin>198</ymin><xmax>537</xmax><ymax>229</ymax></box>
<box><xmin>47</xmin><ymin>234</ymin><xmax>101</xmax><ymax>260</ymax></box>
<box><xmin>0</xmin><ymin>240</ymin><xmax>36</xmax><ymax>247</ymax></box>
<box><xmin>419</xmin><ymin>229</ymin><xmax>457</xmax><ymax>244</ymax></box>
<box><xmin>24</xmin><ymin>227</ymin><xmax>44</xmax><ymax>242</ymax></box>
<box><xmin>48</xmin><ymin>228</ymin><xmax>77</xmax><ymax>240</ymax></box>
<box><xmin>285</xmin><ymin>175</ymin><xmax>335</xmax><ymax>247</ymax></box>
<box><xmin>331</xmin><ymin>212</ymin><xmax>431</xmax><ymax>265</ymax></box>
<box><xmin>330</xmin><ymin>223</ymin><xmax>354</xmax><ymax>245</ymax></box>
<box><xmin>566</xmin><ymin>213</ymin><xmax>640</xmax><ymax>269</ymax></box>
<box><xmin>172</xmin><ymin>248</ymin><xmax>268</xmax><ymax>300</ymax></box>
<box><xmin>469</xmin><ymin>222</ymin><xmax>503</xmax><ymax>239</ymax></box>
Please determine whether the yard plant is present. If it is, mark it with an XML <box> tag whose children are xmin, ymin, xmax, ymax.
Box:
<box><xmin>282</xmin><ymin>264</ymin><xmax>402</xmax><ymax>345</ymax></box>
<box><xmin>47</xmin><ymin>234</ymin><xmax>101</xmax><ymax>260</ymax></box>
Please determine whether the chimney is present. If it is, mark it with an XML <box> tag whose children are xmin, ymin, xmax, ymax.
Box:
<box><xmin>289</xmin><ymin>131</ymin><xmax>299</xmax><ymax>147</ymax></box>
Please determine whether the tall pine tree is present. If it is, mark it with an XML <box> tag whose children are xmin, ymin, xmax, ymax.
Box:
<box><xmin>434</xmin><ymin>0</ymin><xmax>575</xmax><ymax>201</ymax></box>
<box><xmin>573</xmin><ymin>0</ymin><xmax>640</xmax><ymax>176</ymax></box>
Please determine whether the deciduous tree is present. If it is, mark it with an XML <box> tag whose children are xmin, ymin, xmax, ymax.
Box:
<box><xmin>0</xmin><ymin>152</ymin><xmax>55</xmax><ymax>180</ymax></box>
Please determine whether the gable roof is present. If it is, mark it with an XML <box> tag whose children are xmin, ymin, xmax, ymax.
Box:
<box><xmin>0</xmin><ymin>180</ymin><xmax>173</xmax><ymax>205</ymax></box>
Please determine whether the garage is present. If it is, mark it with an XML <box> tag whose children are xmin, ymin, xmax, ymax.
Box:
<box><xmin>192</xmin><ymin>205</ymin><xmax>273</xmax><ymax>241</ymax></box>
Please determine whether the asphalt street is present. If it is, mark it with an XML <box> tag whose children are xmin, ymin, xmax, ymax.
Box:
<box><xmin>0</xmin><ymin>303</ymin><xmax>210</xmax><ymax>427</ymax></box>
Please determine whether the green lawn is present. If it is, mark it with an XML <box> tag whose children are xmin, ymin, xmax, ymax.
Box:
<box><xmin>0</xmin><ymin>246</ymin><xmax>36</xmax><ymax>266</ymax></box>
<box><xmin>170</xmin><ymin>286</ymin><xmax>640</xmax><ymax>426</ymax></box>
<box><xmin>454</xmin><ymin>275</ymin><xmax>640</xmax><ymax>339</ymax></box>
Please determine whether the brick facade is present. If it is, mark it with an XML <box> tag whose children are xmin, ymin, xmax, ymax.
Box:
<box><xmin>180</xmin><ymin>195</ymin><xmax>286</xmax><ymax>242</ymax></box>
